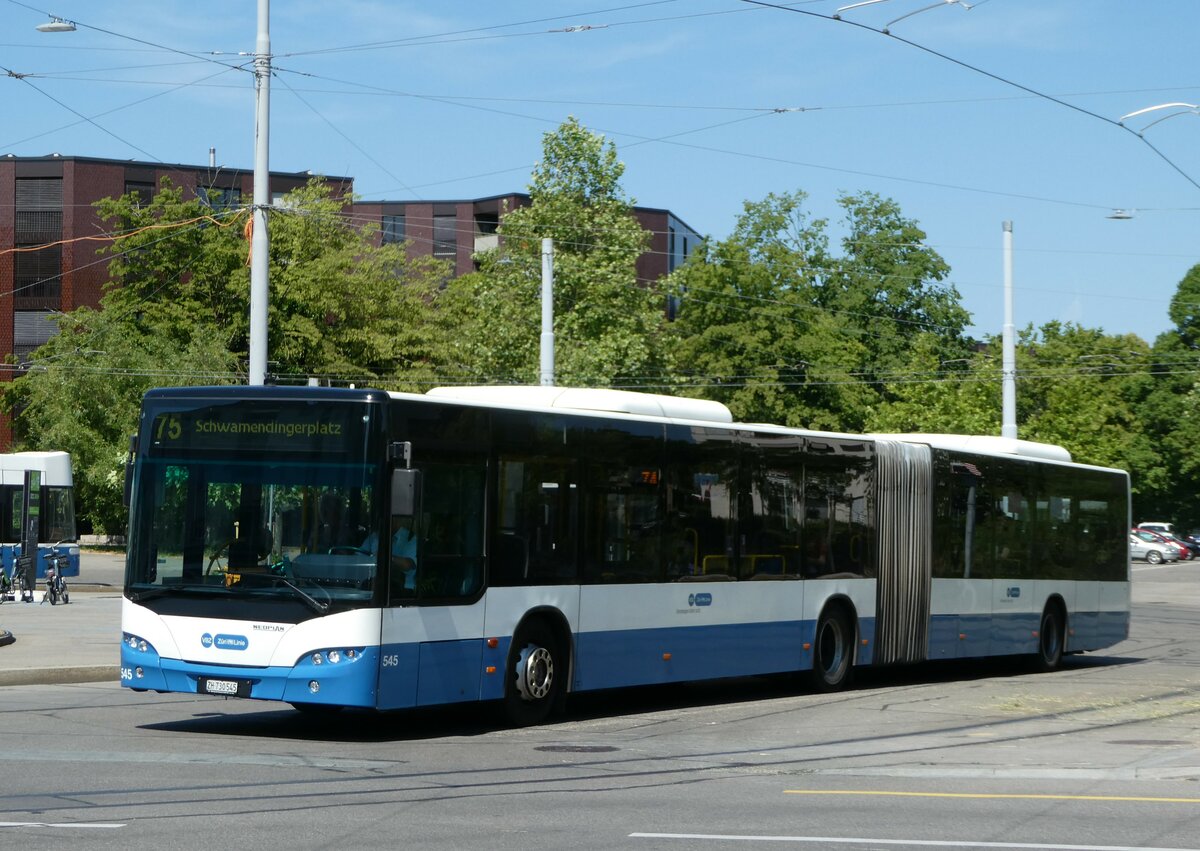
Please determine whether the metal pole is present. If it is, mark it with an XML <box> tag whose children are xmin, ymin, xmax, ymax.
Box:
<box><xmin>1001</xmin><ymin>221</ymin><xmax>1017</xmax><ymax>439</ymax></box>
<box><xmin>539</xmin><ymin>238</ymin><xmax>555</xmax><ymax>387</ymax></box>
<box><xmin>248</xmin><ymin>0</ymin><xmax>271</xmax><ymax>386</ymax></box>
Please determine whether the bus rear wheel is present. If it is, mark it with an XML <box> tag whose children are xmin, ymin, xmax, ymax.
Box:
<box><xmin>810</xmin><ymin>606</ymin><xmax>855</xmax><ymax>692</ymax></box>
<box><xmin>1033</xmin><ymin>604</ymin><xmax>1065</xmax><ymax>672</ymax></box>
<box><xmin>504</xmin><ymin>620</ymin><xmax>564</xmax><ymax>726</ymax></box>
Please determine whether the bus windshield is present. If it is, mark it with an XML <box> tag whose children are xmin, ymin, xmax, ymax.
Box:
<box><xmin>125</xmin><ymin>395</ymin><xmax>385</xmax><ymax>612</ymax></box>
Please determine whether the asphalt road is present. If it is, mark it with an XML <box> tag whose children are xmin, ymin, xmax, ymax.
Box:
<box><xmin>0</xmin><ymin>561</ymin><xmax>1197</xmax><ymax>850</ymax></box>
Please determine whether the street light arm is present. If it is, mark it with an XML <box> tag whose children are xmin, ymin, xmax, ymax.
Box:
<box><xmin>1119</xmin><ymin>102</ymin><xmax>1200</xmax><ymax>123</ymax></box>
<box><xmin>834</xmin><ymin>0</ymin><xmax>891</xmax><ymax>19</ymax></box>
<box><xmin>884</xmin><ymin>0</ymin><xmax>980</xmax><ymax>32</ymax></box>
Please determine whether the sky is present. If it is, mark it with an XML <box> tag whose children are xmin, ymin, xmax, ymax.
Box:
<box><xmin>2</xmin><ymin>0</ymin><xmax>1198</xmax><ymax>345</ymax></box>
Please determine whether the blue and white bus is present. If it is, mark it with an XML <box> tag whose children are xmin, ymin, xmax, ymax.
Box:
<box><xmin>1</xmin><ymin>450</ymin><xmax>80</xmax><ymax>580</ymax></box>
<box><xmin>120</xmin><ymin>385</ymin><xmax>1129</xmax><ymax>723</ymax></box>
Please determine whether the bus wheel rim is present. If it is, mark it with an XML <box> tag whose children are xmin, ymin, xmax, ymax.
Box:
<box><xmin>516</xmin><ymin>645</ymin><xmax>554</xmax><ymax>702</ymax></box>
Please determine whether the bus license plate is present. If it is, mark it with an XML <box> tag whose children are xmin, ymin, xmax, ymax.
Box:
<box><xmin>200</xmin><ymin>677</ymin><xmax>247</xmax><ymax>697</ymax></box>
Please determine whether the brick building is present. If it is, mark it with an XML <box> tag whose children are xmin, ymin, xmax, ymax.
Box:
<box><xmin>350</xmin><ymin>193</ymin><xmax>700</xmax><ymax>285</ymax></box>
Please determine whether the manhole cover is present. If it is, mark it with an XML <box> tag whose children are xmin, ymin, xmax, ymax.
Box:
<box><xmin>535</xmin><ymin>745</ymin><xmax>618</xmax><ymax>753</ymax></box>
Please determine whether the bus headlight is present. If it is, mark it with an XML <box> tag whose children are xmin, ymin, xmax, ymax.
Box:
<box><xmin>300</xmin><ymin>647</ymin><xmax>365</xmax><ymax>667</ymax></box>
<box><xmin>123</xmin><ymin>633</ymin><xmax>152</xmax><ymax>654</ymax></box>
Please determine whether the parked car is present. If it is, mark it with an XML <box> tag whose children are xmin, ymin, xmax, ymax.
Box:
<box><xmin>1137</xmin><ymin>521</ymin><xmax>1176</xmax><ymax>536</ymax></box>
<box><xmin>1165</xmin><ymin>533</ymin><xmax>1200</xmax><ymax>559</ymax></box>
<box><xmin>1132</xmin><ymin>528</ymin><xmax>1188</xmax><ymax>560</ymax></box>
<box><xmin>1129</xmin><ymin>533</ymin><xmax>1178</xmax><ymax>564</ymax></box>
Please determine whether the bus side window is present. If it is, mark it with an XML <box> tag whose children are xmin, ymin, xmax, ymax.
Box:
<box><xmin>493</xmin><ymin>456</ymin><xmax>577</xmax><ymax>587</ymax></box>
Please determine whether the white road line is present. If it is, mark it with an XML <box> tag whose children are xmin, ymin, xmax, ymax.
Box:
<box><xmin>629</xmin><ymin>833</ymin><xmax>1199</xmax><ymax>851</ymax></box>
<box><xmin>0</xmin><ymin>822</ymin><xmax>126</xmax><ymax>829</ymax></box>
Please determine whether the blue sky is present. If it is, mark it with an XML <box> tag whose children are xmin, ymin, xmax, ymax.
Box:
<box><xmin>3</xmin><ymin>0</ymin><xmax>1198</xmax><ymax>345</ymax></box>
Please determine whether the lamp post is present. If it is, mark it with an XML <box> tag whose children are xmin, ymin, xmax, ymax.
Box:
<box><xmin>248</xmin><ymin>0</ymin><xmax>271</xmax><ymax>386</ymax></box>
<box><xmin>1001</xmin><ymin>221</ymin><xmax>1016</xmax><ymax>440</ymax></box>
<box><xmin>540</xmin><ymin>238</ymin><xmax>555</xmax><ymax>386</ymax></box>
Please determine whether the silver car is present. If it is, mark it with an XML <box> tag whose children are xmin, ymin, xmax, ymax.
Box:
<box><xmin>1130</xmin><ymin>533</ymin><xmax>1178</xmax><ymax>564</ymax></box>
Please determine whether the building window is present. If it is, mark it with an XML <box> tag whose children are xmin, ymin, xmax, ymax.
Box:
<box><xmin>14</xmin><ymin>178</ymin><xmax>63</xmax><ymax>310</ymax></box>
<box><xmin>125</xmin><ymin>181</ymin><xmax>155</xmax><ymax>206</ymax></box>
<box><xmin>13</xmin><ymin>311</ymin><xmax>59</xmax><ymax>366</ymax></box>
<box><xmin>382</xmin><ymin>214</ymin><xmax>406</xmax><ymax>245</ymax></box>
<box><xmin>13</xmin><ymin>248</ymin><xmax>62</xmax><ymax>302</ymax></box>
<box><xmin>433</xmin><ymin>214</ymin><xmax>456</xmax><ymax>259</ymax></box>
<box><xmin>197</xmin><ymin>186</ymin><xmax>241</xmax><ymax>211</ymax></box>
<box><xmin>475</xmin><ymin>212</ymin><xmax>499</xmax><ymax>235</ymax></box>
<box><xmin>668</xmin><ymin>226</ymin><xmax>677</xmax><ymax>272</ymax></box>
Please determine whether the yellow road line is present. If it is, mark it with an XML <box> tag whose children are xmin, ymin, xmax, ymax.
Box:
<box><xmin>784</xmin><ymin>790</ymin><xmax>1200</xmax><ymax>804</ymax></box>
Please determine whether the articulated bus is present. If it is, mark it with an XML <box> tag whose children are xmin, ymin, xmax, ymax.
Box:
<box><xmin>1</xmin><ymin>450</ymin><xmax>80</xmax><ymax>580</ymax></box>
<box><xmin>120</xmin><ymin>385</ymin><xmax>1129</xmax><ymax>723</ymax></box>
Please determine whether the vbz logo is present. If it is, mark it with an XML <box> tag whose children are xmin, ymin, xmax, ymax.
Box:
<box><xmin>1006</xmin><ymin>586</ymin><xmax>1021</xmax><ymax>599</ymax></box>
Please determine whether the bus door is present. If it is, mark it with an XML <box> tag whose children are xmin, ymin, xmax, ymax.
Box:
<box><xmin>379</xmin><ymin>454</ymin><xmax>489</xmax><ymax>710</ymax></box>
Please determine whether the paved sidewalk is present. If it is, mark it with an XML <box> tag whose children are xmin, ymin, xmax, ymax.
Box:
<box><xmin>0</xmin><ymin>550</ymin><xmax>124</xmax><ymax>686</ymax></box>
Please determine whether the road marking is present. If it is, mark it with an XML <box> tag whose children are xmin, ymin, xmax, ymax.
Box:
<box><xmin>630</xmin><ymin>833</ymin><xmax>1200</xmax><ymax>850</ymax></box>
<box><xmin>784</xmin><ymin>790</ymin><xmax>1200</xmax><ymax>804</ymax></box>
<box><xmin>0</xmin><ymin>822</ymin><xmax>125</xmax><ymax>829</ymax></box>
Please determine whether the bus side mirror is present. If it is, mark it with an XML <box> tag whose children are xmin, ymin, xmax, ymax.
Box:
<box><xmin>392</xmin><ymin>469</ymin><xmax>421</xmax><ymax>517</ymax></box>
<box><xmin>123</xmin><ymin>434</ymin><xmax>137</xmax><ymax>508</ymax></box>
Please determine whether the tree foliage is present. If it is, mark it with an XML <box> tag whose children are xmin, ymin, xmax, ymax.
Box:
<box><xmin>666</xmin><ymin>190</ymin><xmax>970</xmax><ymax>431</ymax></box>
<box><xmin>442</xmin><ymin>117</ymin><xmax>668</xmax><ymax>386</ymax></box>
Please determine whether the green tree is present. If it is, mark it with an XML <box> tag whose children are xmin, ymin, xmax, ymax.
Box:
<box><xmin>1143</xmin><ymin>261</ymin><xmax>1200</xmax><ymax>523</ymax></box>
<box><xmin>867</xmin><ymin>335</ymin><xmax>999</xmax><ymax>435</ymax></box>
<box><xmin>443</xmin><ymin>117</ymin><xmax>668</xmax><ymax>386</ymax></box>
<box><xmin>96</xmin><ymin>179</ymin><xmax>450</xmax><ymax>384</ymax></box>
<box><xmin>1015</xmin><ymin>322</ymin><xmax>1156</xmax><ymax>472</ymax></box>
<box><xmin>666</xmin><ymin>191</ymin><xmax>870</xmax><ymax>428</ymax></box>
<box><xmin>666</xmin><ymin>190</ymin><xmax>969</xmax><ymax>431</ymax></box>
<box><xmin>3</xmin><ymin>306</ymin><xmax>236</xmax><ymax>532</ymax></box>
<box><xmin>826</xmin><ymin>192</ymin><xmax>972</xmax><ymax>383</ymax></box>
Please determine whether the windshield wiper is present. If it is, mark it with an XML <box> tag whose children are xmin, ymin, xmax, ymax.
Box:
<box><xmin>127</xmin><ymin>584</ymin><xmax>206</xmax><ymax>603</ymax></box>
<box><xmin>233</xmin><ymin>571</ymin><xmax>331</xmax><ymax>614</ymax></box>
<box><xmin>275</xmin><ymin>575</ymin><xmax>330</xmax><ymax>614</ymax></box>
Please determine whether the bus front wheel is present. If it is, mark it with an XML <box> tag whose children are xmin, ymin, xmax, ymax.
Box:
<box><xmin>810</xmin><ymin>606</ymin><xmax>855</xmax><ymax>692</ymax></box>
<box><xmin>504</xmin><ymin>620</ymin><xmax>564</xmax><ymax>726</ymax></box>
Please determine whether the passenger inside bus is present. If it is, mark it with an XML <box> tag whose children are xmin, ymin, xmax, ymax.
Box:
<box><xmin>364</xmin><ymin>516</ymin><xmax>417</xmax><ymax>590</ymax></box>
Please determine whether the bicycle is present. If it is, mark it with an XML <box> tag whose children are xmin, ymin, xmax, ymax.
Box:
<box><xmin>10</xmin><ymin>555</ymin><xmax>34</xmax><ymax>603</ymax></box>
<box><xmin>41</xmin><ymin>542</ymin><xmax>70</xmax><ymax>606</ymax></box>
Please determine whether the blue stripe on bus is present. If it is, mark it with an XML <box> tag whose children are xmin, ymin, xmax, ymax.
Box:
<box><xmin>925</xmin><ymin>610</ymin><xmax>1129</xmax><ymax>659</ymax></box>
<box><xmin>573</xmin><ymin>620</ymin><xmax>809</xmax><ymax>691</ymax></box>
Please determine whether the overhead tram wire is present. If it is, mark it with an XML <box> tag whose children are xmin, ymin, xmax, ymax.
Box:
<box><xmin>0</xmin><ymin>64</ymin><xmax>247</xmax><ymax>151</ymax></box>
<box><xmin>271</xmin><ymin>62</ymin><xmax>1113</xmax><ymax>214</ymax></box>
<box><xmin>274</xmin><ymin>0</ymin><xmax>793</xmax><ymax>60</ymax></box>
<box><xmin>740</xmin><ymin>0</ymin><xmax>1200</xmax><ymax>195</ymax></box>
<box><xmin>1</xmin><ymin>67</ymin><xmax>162</xmax><ymax>162</ymax></box>
<box><xmin>273</xmin><ymin>73</ymin><xmax>423</xmax><ymax>200</ymax></box>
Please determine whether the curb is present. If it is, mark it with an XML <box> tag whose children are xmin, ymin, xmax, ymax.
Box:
<box><xmin>0</xmin><ymin>662</ymin><xmax>119</xmax><ymax>687</ymax></box>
